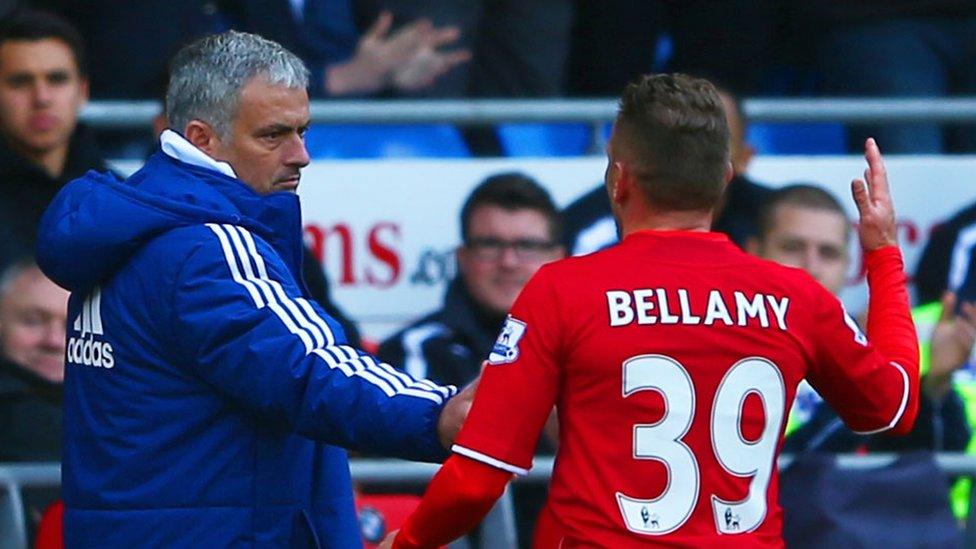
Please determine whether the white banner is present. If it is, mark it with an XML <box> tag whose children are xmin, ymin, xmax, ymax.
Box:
<box><xmin>294</xmin><ymin>155</ymin><xmax>976</xmax><ymax>341</ymax></box>
<box><xmin>113</xmin><ymin>156</ymin><xmax>976</xmax><ymax>342</ymax></box>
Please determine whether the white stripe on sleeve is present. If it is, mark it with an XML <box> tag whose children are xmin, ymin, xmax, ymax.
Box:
<box><xmin>851</xmin><ymin>361</ymin><xmax>910</xmax><ymax>435</ymax></box>
<box><xmin>227</xmin><ymin>225</ymin><xmax>325</xmax><ymax>349</ymax></box>
<box><xmin>207</xmin><ymin>224</ymin><xmax>452</xmax><ymax>404</ymax></box>
<box><xmin>452</xmin><ymin>444</ymin><xmax>529</xmax><ymax>475</ymax></box>
<box><xmin>207</xmin><ymin>224</ymin><xmax>265</xmax><ymax>307</ymax></box>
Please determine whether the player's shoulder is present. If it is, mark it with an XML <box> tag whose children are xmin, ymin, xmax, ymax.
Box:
<box><xmin>548</xmin><ymin>243</ymin><xmax>625</xmax><ymax>270</ymax></box>
<box><xmin>530</xmin><ymin>250</ymin><xmax>615</xmax><ymax>287</ymax></box>
<box><xmin>741</xmin><ymin>254</ymin><xmax>832</xmax><ymax>306</ymax></box>
<box><xmin>743</xmin><ymin>253</ymin><xmax>825</xmax><ymax>284</ymax></box>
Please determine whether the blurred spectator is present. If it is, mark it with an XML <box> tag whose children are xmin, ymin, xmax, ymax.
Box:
<box><xmin>375</xmin><ymin>0</ymin><xmax>572</xmax><ymax>97</ymax></box>
<box><xmin>378</xmin><ymin>172</ymin><xmax>563</xmax><ymax>548</ymax></box>
<box><xmin>791</xmin><ymin>1</ymin><xmax>976</xmax><ymax>153</ymax></box>
<box><xmin>231</xmin><ymin>3</ymin><xmax>469</xmax><ymax>97</ymax></box>
<box><xmin>0</xmin><ymin>259</ymin><xmax>69</xmax><ymax>541</ymax></box>
<box><xmin>0</xmin><ymin>8</ymin><xmax>108</xmax><ymax>268</ymax></box>
<box><xmin>913</xmin><ymin>208</ymin><xmax>976</xmax><ymax>517</ymax></box>
<box><xmin>57</xmin><ymin>1</ymin><xmax>467</xmax><ymax>99</ymax></box>
<box><xmin>379</xmin><ymin>172</ymin><xmax>564</xmax><ymax>385</ymax></box>
<box><xmin>567</xmin><ymin>1</ymin><xmax>773</xmax><ymax>97</ymax></box>
<box><xmin>915</xmin><ymin>199</ymin><xmax>976</xmax><ymax>305</ymax></box>
<box><xmin>745</xmin><ymin>184</ymin><xmax>972</xmax><ymax>453</ymax></box>
<box><xmin>562</xmin><ymin>87</ymin><xmax>769</xmax><ymax>255</ymax></box>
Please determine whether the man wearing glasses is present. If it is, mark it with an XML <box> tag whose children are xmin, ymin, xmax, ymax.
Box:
<box><xmin>379</xmin><ymin>172</ymin><xmax>565</xmax><ymax>388</ymax></box>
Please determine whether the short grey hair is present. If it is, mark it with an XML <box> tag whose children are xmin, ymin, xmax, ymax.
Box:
<box><xmin>166</xmin><ymin>31</ymin><xmax>309</xmax><ymax>137</ymax></box>
<box><xmin>0</xmin><ymin>259</ymin><xmax>37</xmax><ymax>302</ymax></box>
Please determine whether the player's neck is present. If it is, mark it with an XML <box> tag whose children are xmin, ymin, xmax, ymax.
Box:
<box><xmin>620</xmin><ymin>209</ymin><xmax>713</xmax><ymax>237</ymax></box>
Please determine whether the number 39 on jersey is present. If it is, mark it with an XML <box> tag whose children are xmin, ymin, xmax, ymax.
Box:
<box><xmin>617</xmin><ymin>354</ymin><xmax>785</xmax><ymax>536</ymax></box>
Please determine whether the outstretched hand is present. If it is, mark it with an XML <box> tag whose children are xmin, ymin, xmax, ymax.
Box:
<box><xmin>330</xmin><ymin>11</ymin><xmax>467</xmax><ymax>95</ymax></box>
<box><xmin>437</xmin><ymin>373</ymin><xmax>480</xmax><ymax>449</ymax></box>
<box><xmin>392</xmin><ymin>24</ymin><xmax>471</xmax><ymax>91</ymax></box>
<box><xmin>851</xmin><ymin>138</ymin><xmax>898</xmax><ymax>252</ymax></box>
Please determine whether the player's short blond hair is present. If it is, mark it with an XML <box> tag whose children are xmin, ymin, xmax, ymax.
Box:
<box><xmin>616</xmin><ymin>73</ymin><xmax>730</xmax><ymax>212</ymax></box>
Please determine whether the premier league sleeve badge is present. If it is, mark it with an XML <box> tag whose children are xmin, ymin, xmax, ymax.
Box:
<box><xmin>488</xmin><ymin>315</ymin><xmax>527</xmax><ymax>365</ymax></box>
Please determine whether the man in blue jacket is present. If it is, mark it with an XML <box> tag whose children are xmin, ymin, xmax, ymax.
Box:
<box><xmin>37</xmin><ymin>31</ymin><xmax>468</xmax><ymax>547</ymax></box>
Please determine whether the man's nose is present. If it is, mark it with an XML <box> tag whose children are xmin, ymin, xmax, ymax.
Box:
<box><xmin>33</xmin><ymin>81</ymin><xmax>53</xmax><ymax>106</ymax></box>
<box><xmin>286</xmin><ymin>134</ymin><xmax>310</xmax><ymax>168</ymax></box>
<box><xmin>802</xmin><ymin>248</ymin><xmax>823</xmax><ymax>278</ymax></box>
<box><xmin>498</xmin><ymin>246</ymin><xmax>521</xmax><ymax>268</ymax></box>
<box><xmin>44</xmin><ymin>321</ymin><xmax>65</xmax><ymax>350</ymax></box>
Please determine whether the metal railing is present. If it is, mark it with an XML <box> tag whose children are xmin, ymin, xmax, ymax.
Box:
<box><xmin>79</xmin><ymin>98</ymin><xmax>976</xmax><ymax>129</ymax></box>
<box><xmin>3</xmin><ymin>454</ymin><xmax>976</xmax><ymax>549</ymax></box>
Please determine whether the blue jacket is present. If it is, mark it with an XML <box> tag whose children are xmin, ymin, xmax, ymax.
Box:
<box><xmin>37</xmin><ymin>151</ymin><xmax>455</xmax><ymax>548</ymax></box>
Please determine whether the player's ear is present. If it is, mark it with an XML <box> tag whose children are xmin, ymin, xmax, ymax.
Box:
<box><xmin>610</xmin><ymin>161</ymin><xmax>630</xmax><ymax>205</ymax></box>
<box><xmin>723</xmin><ymin>161</ymin><xmax>734</xmax><ymax>186</ymax></box>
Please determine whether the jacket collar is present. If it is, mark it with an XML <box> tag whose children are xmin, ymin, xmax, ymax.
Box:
<box><xmin>159</xmin><ymin>129</ymin><xmax>237</xmax><ymax>178</ymax></box>
<box><xmin>150</xmin><ymin>135</ymin><xmax>307</xmax><ymax>283</ymax></box>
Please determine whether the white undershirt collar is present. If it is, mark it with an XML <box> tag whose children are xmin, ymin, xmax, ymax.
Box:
<box><xmin>159</xmin><ymin>129</ymin><xmax>237</xmax><ymax>179</ymax></box>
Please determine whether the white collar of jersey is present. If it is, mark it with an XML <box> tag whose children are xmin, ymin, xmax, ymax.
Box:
<box><xmin>159</xmin><ymin>129</ymin><xmax>238</xmax><ymax>179</ymax></box>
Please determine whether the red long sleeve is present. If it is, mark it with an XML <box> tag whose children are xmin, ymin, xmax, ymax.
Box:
<box><xmin>393</xmin><ymin>455</ymin><xmax>513</xmax><ymax>549</ymax></box>
<box><xmin>864</xmin><ymin>245</ymin><xmax>920</xmax><ymax>434</ymax></box>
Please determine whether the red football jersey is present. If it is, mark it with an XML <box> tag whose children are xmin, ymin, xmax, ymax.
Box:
<box><xmin>453</xmin><ymin>230</ymin><xmax>916</xmax><ymax>548</ymax></box>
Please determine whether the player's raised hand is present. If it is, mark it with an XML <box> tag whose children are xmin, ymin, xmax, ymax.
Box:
<box><xmin>851</xmin><ymin>138</ymin><xmax>898</xmax><ymax>252</ymax></box>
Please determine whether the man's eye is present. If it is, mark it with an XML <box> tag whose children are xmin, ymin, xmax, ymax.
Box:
<box><xmin>48</xmin><ymin>72</ymin><xmax>70</xmax><ymax>85</ymax></box>
<box><xmin>780</xmin><ymin>241</ymin><xmax>804</xmax><ymax>253</ymax></box>
<box><xmin>6</xmin><ymin>75</ymin><xmax>30</xmax><ymax>87</ymax></box>
<box><xmin>17</xmin><ymin>313</ymin><xmax>45</xmax><ymax>326</ymax></box>
<box><xmin>820</xmin><ymin>247</ymin><xmax>843</xmax><ymax>260</ymax></box>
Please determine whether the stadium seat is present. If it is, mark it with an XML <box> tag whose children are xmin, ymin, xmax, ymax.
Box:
<box><xmin>496</xmin><ymin>123</ymin><xmax>594</xmax><ymax>157</ymax></box>
<box><xmin>304</xmin><ymin>124</ymin><xmax>470</xmax><ymax>159</ymax></box>
<box><xmin>747</xmin><ymin>122</ymin><xmax>847</xmax><ymax>155</ymax></box>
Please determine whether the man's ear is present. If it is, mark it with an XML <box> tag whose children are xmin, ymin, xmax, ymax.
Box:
<box><xmin>78</xmin><ymin>77</ymin><xmax>90</xmax><ymax>105</ymax></box>
<box><xmin>455</xmin><ymin>245</ymin><xmax>469</xmax><ymax>274</ymax></box>
<box><xmin>735</xmin><ymin>142</ymin><xmax>755</xmax><ymax>174</ymax></box>
<box><xmin>184</xmin><ymin>120</ymin><xmax>219</xmax><ymax>156</ymax></box>
<box><xmin>724</xmin><ymin>161</ymin><xmax>734</xmax><ymax>185</ymax></box>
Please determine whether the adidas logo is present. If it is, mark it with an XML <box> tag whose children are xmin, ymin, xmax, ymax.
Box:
<box><xmin>68</xmin><ymin>287</ymin><xmax>114</xmax><ymax>369</ymax></box>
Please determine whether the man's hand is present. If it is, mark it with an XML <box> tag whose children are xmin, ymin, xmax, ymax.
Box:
<box><xmin>326</xmin><ymin>11</ymin><xmax>468</xmax><ymax>96</ymax></box>
<box><xmin>378</xmin><ymin>529</ymin><xmax>398</xmax><ymax>549</ymax></box>
<box><xmin>926</xmin><ymin>292</ymin><xmax>976</xmax><ymax>398</ymax></box>
<box><xmin>437</xmin><ymin>374</ymin><xmax>479</xmax><ymax>449</ymax></box>
<box><xmin>392</xmin><ymin>25</ymin><xmax>470</xmax><ymax>92</ymax></box>
<box><xmin>851</xmin><ymin>138</ymin><xmax>898</xmax><ymax>252</ymax></box>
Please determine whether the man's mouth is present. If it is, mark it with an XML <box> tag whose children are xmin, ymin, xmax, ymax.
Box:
<box><xmin>276</xmin><ymin>176</ymin><xmax>300</xmax><ymax>191</ymax></box>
